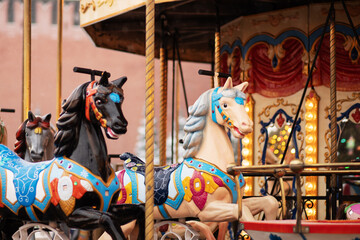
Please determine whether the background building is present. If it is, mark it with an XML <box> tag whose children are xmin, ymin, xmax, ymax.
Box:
<box><xmin>0</xmin><ymin>0</ymin><xmax>210</xmax><ymax>165</ymax></box>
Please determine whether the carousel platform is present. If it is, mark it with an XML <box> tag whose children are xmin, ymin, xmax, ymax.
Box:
<box><xmin>242</xmin><ymin>219</ymin><xmax>360</xmax><ymax>240</ymax></box>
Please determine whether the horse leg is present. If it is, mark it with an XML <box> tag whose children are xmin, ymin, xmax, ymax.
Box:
<box><xmin>186</xmin><ymin>221</ymin><xmax>216</xmax><ymax>240</ymax></box>
<box><xmin>66</xmin><ymin>207</ymin><xmax>126</xmax><ymax>240</ymax></box>
<box><xmin>197</xmin><ymin>201</ymin><xmax>255</xmax><ymax>222</ymax></box>
<box><xmin>242</xmin><ymin>196</ymin><xmax>279</xmax><ymax>220</ymax></box>
<box><xmin>109</xmin><ymin>203</ymin><xmax>145</xmax><ymax>240</ymax></box>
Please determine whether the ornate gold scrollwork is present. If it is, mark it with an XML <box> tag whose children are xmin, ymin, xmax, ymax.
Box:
<box><xmin>80</xmin><ymin>0</ymin><xmax>114</xmax><ymax>14</ymax></box>
<box><xmin>257</xmin><ymin>98</ymin><xmax>304</xmax><ymax>191</ymax></box>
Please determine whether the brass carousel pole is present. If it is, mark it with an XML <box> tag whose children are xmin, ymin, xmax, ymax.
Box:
<box><xmin>329</xmin><ymin>2</ymin><xmax>337</xmax><ymax>164</ymax></box>
<box><xmin>145</xmin><ymin>0</ymin><xmax>155</xmax><ymax>239</ymax></box>
<box><xmin>329</xmin><ymin>1</ymin><xmax>337</xmax><ymax>220</ymax></box>
<box><xmin>213</xmin><ymin>5</ymin><xmax>220</xmax><ymax>88</ymax></box>
<box><xmin>56</xmin><ymin>0</ymin><xmax>63</xmax><ymax>119</ymax></box>
<box><xmin>23</xmin><ymin>0</ymin><xmax>31</xmax><ymax>121</ymax></box>
<box><xmin>159</xmin><ymin>16</ymin><xmax>168</xmax><ymax>166</ymax></box>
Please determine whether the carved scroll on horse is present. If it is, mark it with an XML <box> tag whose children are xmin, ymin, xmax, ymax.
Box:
<box><xmin>0</xmin><ymin>68</ymin><xmax>144</xmax><ymax>240</ymax></box>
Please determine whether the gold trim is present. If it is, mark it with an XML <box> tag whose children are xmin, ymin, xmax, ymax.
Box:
<box><xmin>55</xmin><ymin>157</ymin><xmax>119</xmax><ymax>212</ymax></box>
<box><xmin>80</xmin><ymin>0</ymin><xmax>179</xmax><ymax>27</ymax></box>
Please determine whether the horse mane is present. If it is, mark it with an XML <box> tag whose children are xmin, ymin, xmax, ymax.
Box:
<box><xmin>182</xmin><ymin>90</ymin><xmax>211</xmax><ymax>159</ymax></box>
<box><xmin>54</xmin><ymin>82</ymin><xmax>89</xmax><ymax>158</ymax></box>
<box><xmin>182</xmin><ymin>87</ymin><xmax>246</xmax><ymax>159</ymax></box>
<box><xmin>14</xmin><ymin>120</ymin><xmax>28</xmax><ymax>158</ymax></box>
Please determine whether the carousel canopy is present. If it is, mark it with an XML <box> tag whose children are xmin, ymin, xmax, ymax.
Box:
<box><xmin>219</xmin><ymin>1</ymin><xmax>360</xmax><ymax>97</ymax></box>
<box><xmin>80</xmin><ymin>0</ymin><xmax>336</xmax><ymax>63</ymax></box>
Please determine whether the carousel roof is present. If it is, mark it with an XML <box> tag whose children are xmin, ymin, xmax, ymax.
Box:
<box><xmin>80</xmin><ymin>0</ymin><xmax>345</xmax><ymax>63</ymax></box>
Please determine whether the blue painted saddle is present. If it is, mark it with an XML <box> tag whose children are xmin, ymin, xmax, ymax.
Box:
<box><xmin>120</xmin><ymin>152</ymin><xmax>180</xmax><ymax>205</ymax></box>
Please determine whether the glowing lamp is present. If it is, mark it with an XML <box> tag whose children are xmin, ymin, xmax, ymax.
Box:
<box><xmin>305</xmin><ymin>182</ymin><xmax>314</xmax><ymax>191</ymax></box>
<box><xmin>305</xmin><ymin>112</ymin><xmax>314</xmax><ymax>121</ymax></box>
<box><xmin>306</xmin><ymin>135</ymin><xmax>315</xmax><ymax>144</ymax></box>
<box><xmin>305</xmin><ymin>123</ymin><xmax>314</xmax><ymax>132</ymax></box>
<box><xmin>305</xmin><ymin>146</ymin><xmax>314</xmax><ymax>154</ymax></box>
<box><xmin>305</xmin><ymin>157</ymin><xmax>314</xmax><ymax>163</ymax></box>
<box><xmin>305</xmin><ymin>101</ymin><xmax>314</xmax><ymax>110</ymax></box>
<box><xmin>242</xmin><ymin>160</ymin><xmax>250</xmax><ymax>166</ymax></box>
<box><xmin>242</xmin><ymin>148</ymin><xmax>249</xmax><ymax>157</ymax></box>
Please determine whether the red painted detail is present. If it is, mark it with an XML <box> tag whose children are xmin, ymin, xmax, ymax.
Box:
<box><xmin>117</xmin><ymin>170</ymin><xmax>127</xmax><ymax>204</ymax></box>
<box><xmin>352</xmin><ymin>108</ymin><xmax>360</xmax><ymax>123</ymax></box>
<box><xmin>50</xmin><ymin>178</ymin><xmax>60</xmax><ymax>206</ymax></box>
<box><xmin>71</xmin><ymin>175</ymin><xmax>87</xmax><ymax>199</ymax></box>
<box><xmin>277</xmin><ymin>113</ymin><xmax>285</xmax><ymax>128</ymax></box>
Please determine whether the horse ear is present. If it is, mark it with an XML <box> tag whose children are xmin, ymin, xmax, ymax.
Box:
<box><xmin>235</xmin><ymin>81</ymin><xmax>249</xmax><ymax>93</ymax></box>
<box><xmin>43</xmin><ymin>113</ymin><xmax>52</xmax><ymax>123</ymax></box>
<box><xmin>112</xmin><ymin>77</ymin><xmax>127</xmax><ymax>88</ymax></box>
<box><xmin>99</xmin><ymin>71</ymin><xmax>109</xmax><ymax>86</ymax></box>
<box><xmin>221</xmin><ymin>77</ymin><xmax>233</xmax><ymax>91</ymax></box>
<box><xmin>28</xmin><ymin>111</ymin><xmax>35</xmax><ymax>121</ymax></box>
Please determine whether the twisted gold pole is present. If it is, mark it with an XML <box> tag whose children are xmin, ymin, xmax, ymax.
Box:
<box><xmin>329</xmin><ymin>8</ymin><xmax>337</xmax><ymax>163</ymax></box>
<box><xmin>145</xmin><ymin>0</ymin><xmax>155</xmax><ymax>239</ymax></box>
<box><xmin>159</xmin><ymin>47</ymin><xmax>168</xmax><ymax>166</ymax></box>
<box><xmin>214</xmin><ymin>31</ymin><xmax>220</xmax><ymax>88</ymax></box>
<box><xmin>175</xmin><ymin>62</ymin><xmax>180</xmax><ymax>162</ymax></box>
<box><xmin>23</xmin><ymin>0</ymin><xmax>31</xmax><ymax>121</ymax></box>
<box><xmin>56</xmin><ymin>0</ymin><xmax>63</xmax><ymax>120</ymax></box>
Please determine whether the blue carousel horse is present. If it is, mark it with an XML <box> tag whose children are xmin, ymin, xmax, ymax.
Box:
<box><xmin>14</xmin><ymin>110</ymin><xmax>55</xmax><ymax>162</ymax></box>
<box><xmin>0</xmin><ymin>69</ymin><xmax>144</xmax><ymax>240</ymax></box>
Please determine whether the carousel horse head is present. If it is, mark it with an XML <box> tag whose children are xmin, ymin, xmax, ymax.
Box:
<box><xmin>210</xmin><ymin>77</ymin><xmax>253</xmax><ymax>138</ymax></box>
<box><xmin>14</xmin><ymin>111</ymin><xmax>55</xmax><ymax>162</ymax></box>
<box><xmin>55</xmin><ymin>72</ymin><xmax>128</xmax><ymax>158</ymax></box>
<box><xmin>183</xmin><ymin>77</ymin><xmax>253</xmax><ymax>158</ymax></box>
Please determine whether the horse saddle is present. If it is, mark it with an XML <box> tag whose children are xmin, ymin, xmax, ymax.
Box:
<box><xmin>120</xmin><ymin>152</ymin><xmax>180</xmax><ymax>205</ymax></box>
<box><xmin>0</xmin><ymin>144</ymin><xmax>52</xmax><ymax>207</ymax></box>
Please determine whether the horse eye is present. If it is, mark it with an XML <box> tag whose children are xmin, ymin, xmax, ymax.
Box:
<box><xmin>96</xmin><ymin>98</ymin><xmax>107</xmax><ymax>105</ymax></box>
<box><xmin>223</xmin><ymin>103</ymin><xmax>228</xmax><ymax>108</ymax></box>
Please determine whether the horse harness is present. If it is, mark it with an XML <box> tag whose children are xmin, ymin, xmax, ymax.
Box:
<box><xmin>118</xmin><ymin>155</ymin><xmax>245</xmax><ymax>219</ymax></box>
<box><xmin>85</xmin><ymin>80</ymin><xmax>123</xmax><ymax>128</ymax></box>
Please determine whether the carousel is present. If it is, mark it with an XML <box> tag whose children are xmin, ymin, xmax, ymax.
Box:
<box><xmin>0</xmin><ymin>0</ymin><xmax>360</xmax><ymax>240</ymax></box>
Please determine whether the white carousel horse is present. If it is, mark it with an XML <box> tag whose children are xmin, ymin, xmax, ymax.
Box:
<box><xmin>113</xmin><ymin>77</ymin><xmax>278</xmax><ymax>239</ymax></box>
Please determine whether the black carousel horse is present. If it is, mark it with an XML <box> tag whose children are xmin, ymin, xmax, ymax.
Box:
<box><xmin>0</xmin><ymin>68</ymin><xmax>144</xmax><ymax>239</ymax></box>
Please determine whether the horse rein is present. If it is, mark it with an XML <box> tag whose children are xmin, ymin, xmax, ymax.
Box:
<box><xmin>85</xmin><ymin>81</ymin><xmax>107</xmax><ymax>128</ymax></box>
<box><xmin>211</xmin><ymin>87</ymin><xmax>245</xmax><ymax>129</ymax></box>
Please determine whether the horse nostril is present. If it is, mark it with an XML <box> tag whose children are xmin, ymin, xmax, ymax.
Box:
<box><xmin>117</xmin><ymin>117</ymin><xmax>128</xmax><ymax>127</ymax></box>
<box><xmin>31</xmin><ymin>150</ymin><xmax>44</xmax><ymax>156</ymax></box>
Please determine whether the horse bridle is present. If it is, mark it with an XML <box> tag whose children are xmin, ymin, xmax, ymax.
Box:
<box><xmin>211</xmin><ymin>87</ymin><xmax>246</xmax><ymax>129</ymax></box>
<box><xmin>26</xmin><ymin>117</ymin><xmax>50</xmax><ymax>135</ymax></box>
<box><xmin>85</xmin><ymin>81</ymin><xmax>108</xmax><ymax>128</ymax></box>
